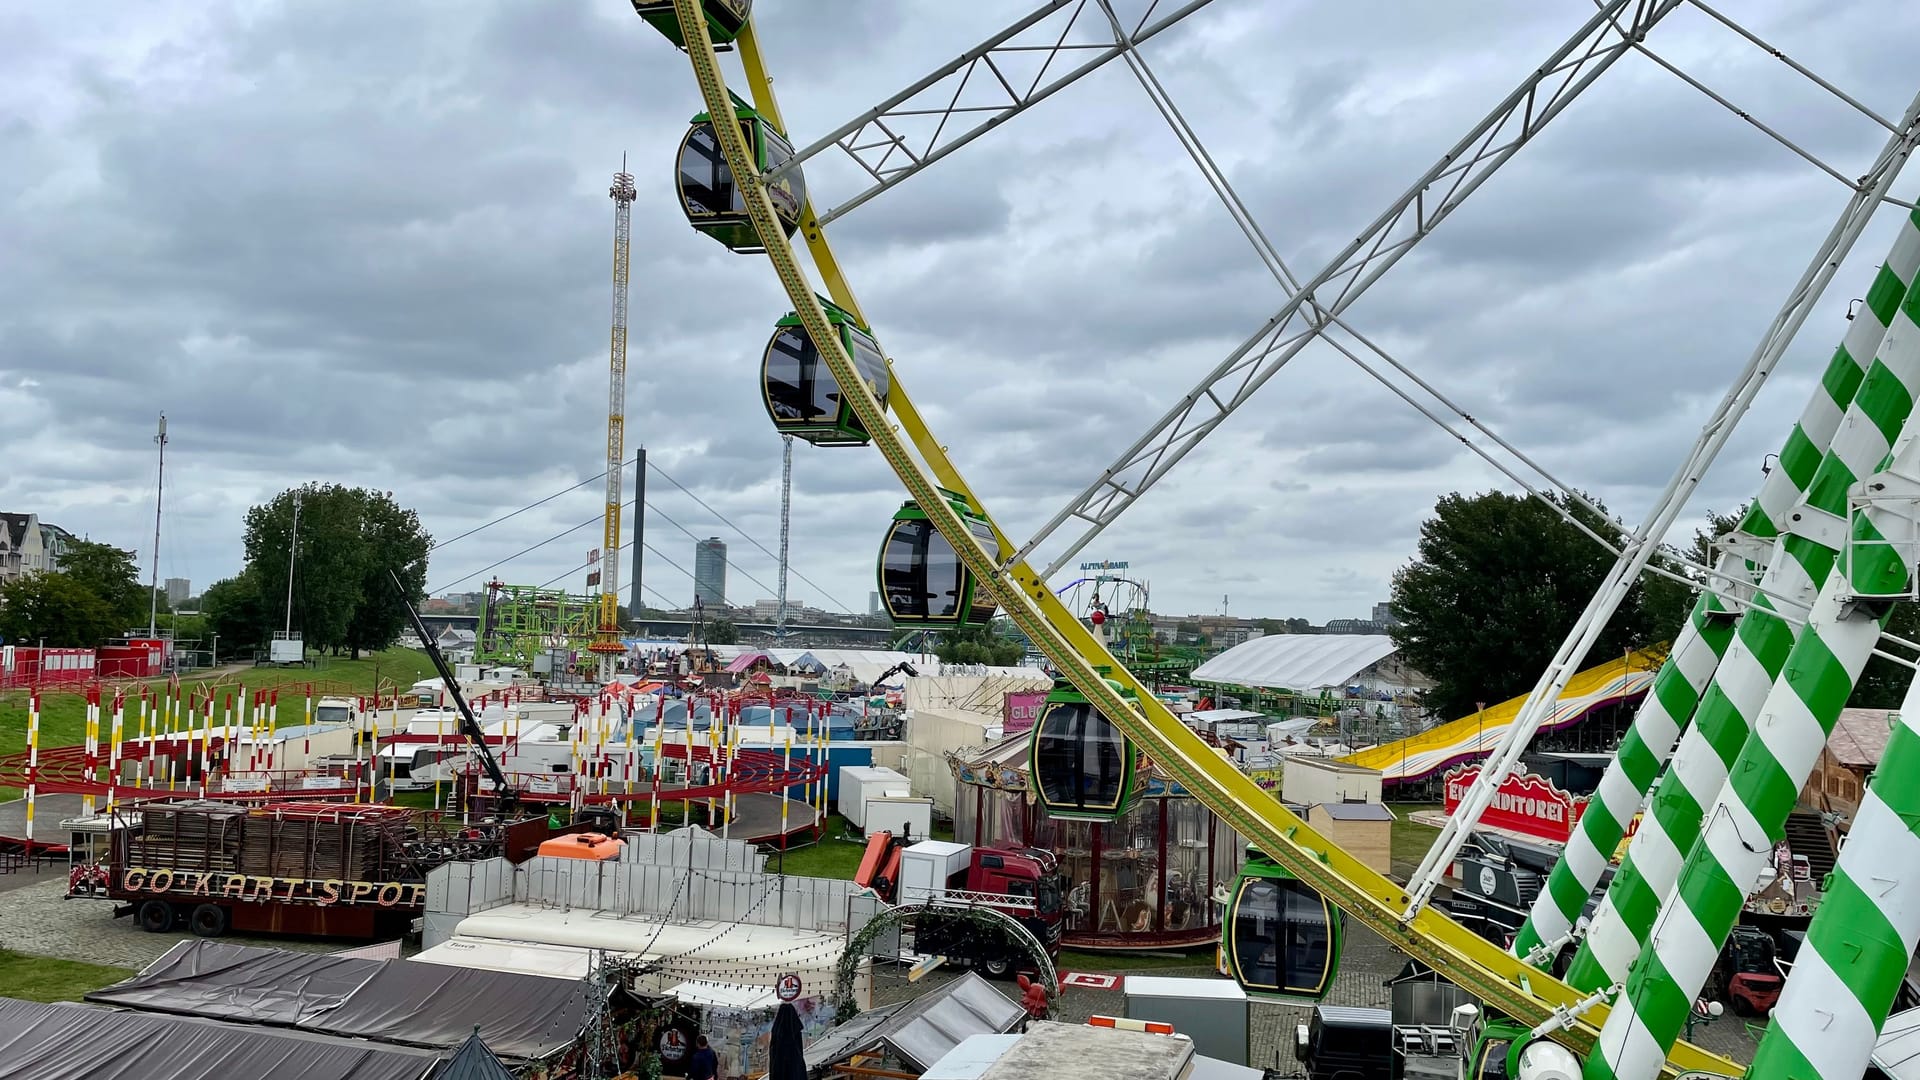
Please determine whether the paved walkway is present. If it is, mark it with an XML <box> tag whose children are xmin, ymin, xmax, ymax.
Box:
<box><xmin>0</xmin><ymin>876</ymin><xmax>338</xmax><ymax>971</ymax></box>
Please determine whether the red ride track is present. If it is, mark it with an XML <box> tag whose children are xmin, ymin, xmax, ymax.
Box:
<box><xmin>1</xmin><ymin>732</ymin><xmax>827</xmax><ymax>826</ymax></box>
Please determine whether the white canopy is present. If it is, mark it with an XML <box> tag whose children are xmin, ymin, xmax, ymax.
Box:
<box><xmin>1192</xmin><ymin>634</ymin><xmax>1399</xmax><ymax>691</ymax></box>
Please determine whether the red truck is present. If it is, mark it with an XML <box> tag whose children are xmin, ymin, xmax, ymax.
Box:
<box><xmin>857</xmin><ymin>834</ymin><xmax>1064</xmax><ymax>977</ymax></box>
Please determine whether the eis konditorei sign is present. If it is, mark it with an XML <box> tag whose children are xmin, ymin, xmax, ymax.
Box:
<box><xmin>1441</xmin><ymin>765</ymin><xmax>1588</xmax><ymax>844</ymax></box>
<box><xmin>119</xmin><ymin>868</ymin><xmax>428</xmax><ymax>907</ymax></box>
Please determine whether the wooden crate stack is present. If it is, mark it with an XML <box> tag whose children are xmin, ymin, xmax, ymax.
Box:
<box><xmin>129</xmin><ymin>801</ymin><xmax>245</xmax><ymax>874</ymax></box>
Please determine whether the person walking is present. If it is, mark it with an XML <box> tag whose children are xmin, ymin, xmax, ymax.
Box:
<box><xmin>688</xmin><ymin>1034</ymin><xmax>720</xmax><ymax>1080</ymax></box>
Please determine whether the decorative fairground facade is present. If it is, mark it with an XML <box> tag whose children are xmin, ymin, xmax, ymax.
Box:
<box><xmin>948</xmin><ymin>734</ymin><xmax>1245</xmax><ymax>950</ymax></box>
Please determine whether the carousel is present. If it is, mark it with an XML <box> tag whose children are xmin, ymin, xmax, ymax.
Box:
<box><xmin>946</xmin><ymin>732</ymin><xmax>1246</xmax><ymax>951</ymax></box>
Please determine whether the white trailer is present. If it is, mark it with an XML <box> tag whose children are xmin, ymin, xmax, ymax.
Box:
<box><xmin>838</xmin><ymin>765</ymin><xmax>910</xmax><ymax>829</ymax></box>
<box><xmin>899</xmin><ymin>840</ymin><xmax>972</xmax><ymax>906</ymax></box>
<box><xmin>864</xmin><ymin>795</ymin><xmax>934</xmax><ymax>842</ymax></box>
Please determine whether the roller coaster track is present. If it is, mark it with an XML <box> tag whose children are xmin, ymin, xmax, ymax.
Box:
<box><xmin>664</xmin><ymin>2</ymin><xmax>1735</xmax><ymax>1072</ymax></box>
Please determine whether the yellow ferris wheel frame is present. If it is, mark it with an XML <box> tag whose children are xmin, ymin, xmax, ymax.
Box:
<box><xmin>666</xmin><ymin>2</ymin><xmax>1732</xmax><ymax>1072</ymax></box>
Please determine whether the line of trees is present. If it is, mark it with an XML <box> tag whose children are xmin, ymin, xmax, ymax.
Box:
<box><xmin>0</xmin><ymin>540</ymin><xmax>167</xmax><ymax>647</ymax></box>
<box><xmin>202</xmin><ymin>484</ymin><xmax>430</xmax><ymax>661</ymax></box>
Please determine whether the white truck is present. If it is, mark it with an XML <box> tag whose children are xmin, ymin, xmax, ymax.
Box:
<box><xmin>312</xmin><ymin>697</ymin><xmax>367</xmax><ymax>736</ymax></box>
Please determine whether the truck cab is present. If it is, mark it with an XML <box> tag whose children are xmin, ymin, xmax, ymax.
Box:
<box><xmin>313</xmin><ymin>696</ymin><xmax>365</xmax><ymax>736</ymax></box>
<box><xmin>889</xmin><ymin>838</ymin><xmax>1066</xmax><ymax>977</ymax></box>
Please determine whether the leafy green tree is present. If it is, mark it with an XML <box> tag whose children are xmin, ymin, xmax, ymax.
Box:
<box><xmin>1851</xmin><ymin>601</ymin><xmax>1920</xmax><ymax>708</ymax></box>
<box><xmin>344</xmin><ymin>493</ymin><xmax>431</xmax><ymax>658</ymax></box>
<box><xmin>201</xmin><ymin>571</ymin><xmax>271</xmax><ymax>656</ymax></box>
<box><xmin>59</xmin><ymin>539</ymin><xmax>152</xmax><ymax>630</ymax></box>
<box><xmin>0</xmin><ymin>571</ymin><xmax>121</xmax><ymax>646</ymax></box>
<box><xmin>1390</xmin><ymin>490</ymin><xmax>1680</xmax><ymax>722</ymax></box>
<box><xmin>704</xmin><ymin>616</ymin><xmax>740</xmax><ymax>645</ymax></box>
<box><xmin>243</xmin><ymin>484</ymin><xmax>432</xmax><ymax>659</ymax></box>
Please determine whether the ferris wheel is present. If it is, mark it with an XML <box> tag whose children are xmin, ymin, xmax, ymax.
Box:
<box><xmin>628</xmin><ymin>3</ymin><xmax>1920</xmax><ymax>1076</ymax></box>
<box><xmin>1054</xmin><ymin>568</ymin><xmax>1149</xmax><ymax>663</ymax></box>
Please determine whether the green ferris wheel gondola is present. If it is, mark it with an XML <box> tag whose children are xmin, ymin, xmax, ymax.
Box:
<box><xmin>762</xmin><ymin>298</ymin><xmax>891</xmax><ymax>446</ymax></box>
<box><xmin>676</xmin><ymin>92</ymin><xmax>805</xmax><ymax>253</ymax></box>
<box><xmin>631</xmin><ymin>0</ymin><xmax>751</xmax><ymax>49</ymax></box>
<box><xmin>1030</xmin><ymin>674</ymin><xmax>1139</xmax><ymax>822</ymax></box>
<box><xmin>1223</xmin><ymin>853</ymin><xmax>1342</xmax><ymax>1000</ymax></box>
<box><xmin>877</xmin><ymin>493</ymin><xmax>1000</xmax><ymax>627</ymax></box>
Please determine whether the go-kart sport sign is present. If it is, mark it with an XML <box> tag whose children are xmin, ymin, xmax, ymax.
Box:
<box><xmin>1442</xmin><ymin>765</ymin><xmax>1587</xmax><ymax>843</ymax></box>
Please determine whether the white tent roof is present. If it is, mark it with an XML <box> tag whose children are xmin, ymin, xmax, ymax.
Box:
<box><xmin>1192</xmin><ymin>635</ymin><xmax>1399</xmax><ymax>691</ymax></box>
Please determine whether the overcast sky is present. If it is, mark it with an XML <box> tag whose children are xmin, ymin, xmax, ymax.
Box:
<box><xmin>6</xmin><ymin>0</ymin><xmax>1920</xmax><ymax>624</ymax></box>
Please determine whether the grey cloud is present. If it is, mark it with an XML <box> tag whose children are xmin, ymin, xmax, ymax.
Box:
<box><xmin>4</xmin><ymin>0</ymin><xmax>1916</xmax><ymax>621</ymax></box>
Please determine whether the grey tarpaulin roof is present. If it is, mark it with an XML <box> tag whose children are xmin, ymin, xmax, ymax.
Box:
<box><xmin>88</xmin><ymin>939</ymin><xmax>381</xmax><ymax>1025</ymax></box>
<box><xmin>804</xmin><ymin>972</ymin><xmax>1024</xmax><ymax>1072</ymax></box>
<box><xmin>86</xmin><ymin>940</ymin><xmax>596</xmax><ymax>1063</ymax></box>
<box><xmin>0</xmin><ymin>998</ymin><xmax>439</xmax><ymax>1080</ymax></box>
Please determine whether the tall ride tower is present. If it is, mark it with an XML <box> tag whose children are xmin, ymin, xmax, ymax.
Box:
<box><xmin>589</xmin><ymin>159</ymin><xmax>638</xmax><ymax>681</ymax></box>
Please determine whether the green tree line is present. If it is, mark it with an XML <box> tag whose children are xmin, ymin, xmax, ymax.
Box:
<box><xmin>0</xmin><ymin>540</ymin><xmax>167</xmax><ymax>647</ymax></box>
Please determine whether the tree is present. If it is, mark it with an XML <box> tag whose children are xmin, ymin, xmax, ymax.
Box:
<box><xmin>344</xmin><ymin>494</ymin><xmax>431</xmax><ymax>658</ymax></box>
<box><xmin>0</xmin><ymin>571</ymin><xmax>120</xmax><ymax>646</ymax></box>
<box><xmin>934</xmin><ymin>623</ymin><xmax>1024</xmax><ymax>666</ymax></box>
<box><xmin>201</xmin><ymin>571</ymin><xmax>271</xmax><ymax>656</ymax></box>
<box><xmin>1390</xmin><ymin>490</ymin><xmax>1682</xmax><ymax>722</ymax></box>
<box><xmin>242</xmin><ymin>484</ymin><xmax>432</xmax><ymax>659</ymax></box>
<box><xmin>704</xmin><ymin>616</ymin><xmax>740</xmax><ymax>645</ymax></box>
<box><xmin>59</xmin><ymin>539</ymin><xmax>150</xmax><ymax>631</ymax></box>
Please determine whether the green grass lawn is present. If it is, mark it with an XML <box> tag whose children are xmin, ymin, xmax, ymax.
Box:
<box><xmin>771</xmin><ymin>816</ymin><xmax>870</xmax><ymax>879</ymax></box>
<box><xmin>0</xmin><ymin>949</ymin><xmax>134</xmax><ymax>1002</ymax></box>
<box><xmin>1389</xmin><ymin>802</ymin><xmax>1443</xmax><ymax>879</ymax></box>
<box><xmin>0</xmin><ymin>647</ymin><xmax>439</xmax><ymax>800</ymax></box>
<box><xmin>1057</xmin><ymin>947</ymin><xmax>1213</xmax><ymax>972</ymax></box>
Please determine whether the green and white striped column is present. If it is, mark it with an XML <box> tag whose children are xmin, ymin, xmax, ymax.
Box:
<box><xmin>1748</xmin><ymin>669</ymin><xmax>1920</xmax><ymax>1080</ymax></box>
<box><xmin>1587</xmin><ymin>281</ymin><xmax>1920</xmax><ymax>1080</ymax></box>
<box><xmin>1513</xmin><ymin>559</ymin><xmax>1743</xmax><ymax>961</ymax></box>
<box><xmin>1561</xmin><ymin>210</ymin><xmax>1920</xmax><ymax>990</ymax></box>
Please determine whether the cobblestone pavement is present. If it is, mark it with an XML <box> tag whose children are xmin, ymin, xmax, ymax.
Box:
<box><xmin>0</xmin><ymin>875</ymin><xmax>338</xmax><ymax>971</ymax></box>
<box><xmin>868</xmin><ymin>919</ymin><xmax>1762</xmax><ymax>1074</ymax></box>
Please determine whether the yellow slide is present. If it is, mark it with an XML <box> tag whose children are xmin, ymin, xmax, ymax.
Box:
<box><xmin>1342</xmin><ymin>646</ymin><xmax>1667</xmax><ymax>781</ymax></box>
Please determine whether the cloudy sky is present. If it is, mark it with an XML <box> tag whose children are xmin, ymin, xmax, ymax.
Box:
<box><xmin>6</xmin><ymin>0</ymin><xmax>1920</xmax><ymax>625</ymax></box>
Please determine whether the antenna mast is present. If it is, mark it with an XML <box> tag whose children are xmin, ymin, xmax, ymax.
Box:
<box><xmin>147</xmin><ymin>414</ymin><xmax>167</xmax><ymax>638</ymax></box>
<box><xmin>284</xmin><ymin>489</ymin><xmax>301</xmax><ymax>635</ymax></box>
<box><xmin>775</xmin><ymin>434</ymin><xmax>793</xmax><ymax>640</ymax></box>
<box><xmin>591</xmin><ymin>157</ymin><xmax>638</xmax><ymax>681</ymax></box>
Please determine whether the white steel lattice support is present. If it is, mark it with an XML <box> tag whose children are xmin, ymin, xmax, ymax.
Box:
<box><xmin>776</xmin><ymin>433</ymin><xmax>792</xmax><ymax>640</ymax></box>
<box><xmin>1407</xmin><ymin>88</ymin><xmax>1920</xmax><ymax>917</ymax></box>
<box><xmin>593</xmin><ymin>163</ymin><xmax>638</xmax><ymax>679</ymax></box>
<box><xmin>1013</xmin><ymin>0</ymin><xmax>1682</xmax><ymax>578</ymax></box>
<box><xmin>766</xmin><ymin>0</ymin><xmax>1221</xmax><ymax>226</ymax></box>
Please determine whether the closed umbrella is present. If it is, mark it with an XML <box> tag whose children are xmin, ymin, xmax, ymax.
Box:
<box><xmin>767</xmin><ymin>1002</ymin><xmax>806</xmax><ymax>1080</ymax></box>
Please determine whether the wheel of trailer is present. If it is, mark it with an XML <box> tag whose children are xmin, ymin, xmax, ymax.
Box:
<box><xmin>189</xmin><ymin>903</ymin><xmax>229</xmax><ymax>938</ymax></box>
<box><xmin>137</xmin><ymin>900</ymin><xmax>174</xmax><ymax>933</ymax></box>
<box><xmin>981</xmin><ymin>956</ymin><xmax>1013</xmax><ymax>979</ymax></box>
